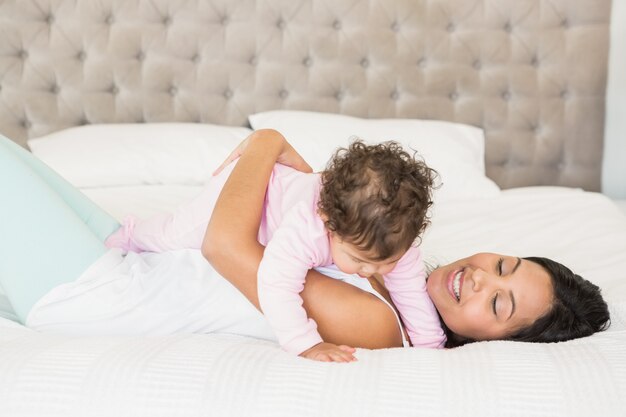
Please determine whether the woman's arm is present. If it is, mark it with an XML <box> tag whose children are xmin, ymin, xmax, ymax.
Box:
<box><xmin>203</xmin><ymin>130</ymin><xmax>403</xmax><ymax>349</ymax></box>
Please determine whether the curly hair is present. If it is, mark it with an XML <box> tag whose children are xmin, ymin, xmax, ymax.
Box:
<box><xmin>318</xmin><ymin>140</ymin><xmax>437</xmax><ymax>261</ymax></box>
<box><xmin>442</xmin><ymin>257</ymin><xmax>611</xmax><ymax>348</ymax></box>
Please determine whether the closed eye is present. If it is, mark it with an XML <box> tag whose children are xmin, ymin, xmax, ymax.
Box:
<box><xmin>350</xmin><ymin>255</ymin><xmax>363</xmax><ymax>263</ymax></box>
<box><xmin>496</xmin><ymin>257</ymin><xmax>504</xmax><ymax>275</ymax></box>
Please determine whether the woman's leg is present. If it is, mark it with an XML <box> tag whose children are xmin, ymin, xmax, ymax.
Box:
<box><xmin>0</xmin><ymin>136</ymin><xmax>120</xmax><ymax>241</ymax></box>
<box><xmin>0</xmin><ymin>135</ymin><xmax>118</xmax><ymax>323</ymax></box>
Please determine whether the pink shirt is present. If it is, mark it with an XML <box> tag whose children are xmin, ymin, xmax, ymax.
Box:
<box><xmin>257</xmin><ymin>164</ymin><xmax>446</xmax><ymax>355</ymax></box>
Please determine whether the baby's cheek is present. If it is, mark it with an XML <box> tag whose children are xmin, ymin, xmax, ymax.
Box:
<box><xmin>335</xmin><ymin>258</ymin><xmax>358</xmax><ymax>275</ymax></box>
<box><xmin>342</xmin><ymin>264</ymin><xmax>358</xmax><ymax>275</ymax></box>
<box><xmin>379</xmin><ymin>265</ymin><xmax>395</xmax><ymax>275</ymax></box>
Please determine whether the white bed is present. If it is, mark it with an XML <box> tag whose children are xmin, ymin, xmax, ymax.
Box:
<box><xmin>1</xmin><ymin>115</ymin><xmax>625</xmax><ymax>416</ymax></box>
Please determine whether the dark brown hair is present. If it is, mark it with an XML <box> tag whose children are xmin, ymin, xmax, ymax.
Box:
<box><xmin>318</xmin><ymin>140</ymin><xmax>437</xmax><ymax>260</ymax></box>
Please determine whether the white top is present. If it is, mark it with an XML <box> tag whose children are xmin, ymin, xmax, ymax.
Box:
<box><xmin>26</xmin><ymin>249</ymin><xmax>409</xmax><ymax>347</ymax></box>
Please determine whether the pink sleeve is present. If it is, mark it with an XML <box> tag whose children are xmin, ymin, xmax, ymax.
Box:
<box><xmin>257</xmin><ymin>204</ymin><xmax>331</xmax><ymax>355</ymax></box>
<box><xmin>384</xmin><ymin>246</ymin><xmax>446</xmax><ymax>349</ymax></box>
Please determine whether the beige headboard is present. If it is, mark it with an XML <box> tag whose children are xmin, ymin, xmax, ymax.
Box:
<box><xmin>0</xmin><ymin>0</ymin><xmax>611</xmax><ymax>190</ymax></box>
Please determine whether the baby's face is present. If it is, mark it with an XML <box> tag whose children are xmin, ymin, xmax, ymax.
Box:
<box><xmin>328</xmin><ymin>233</ymin><xmax>402</xmax><ymax>278</ymax></box>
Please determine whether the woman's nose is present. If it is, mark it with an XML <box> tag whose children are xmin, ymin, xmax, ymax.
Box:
<box><xmin>470</xmin><ymin>268</ymin><xmax>487</xmax><ymax>291</ymax></box>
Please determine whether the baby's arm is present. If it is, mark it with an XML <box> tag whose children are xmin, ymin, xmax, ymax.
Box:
<box><xmin>384</xmin><ymin>246</ymin><xmax>446</xmax><ymax>348</ymax></box>
<box><xmin>258</xmin><ymin>205</ymin><xmax>356</xmax><ymax>361</ymax></box>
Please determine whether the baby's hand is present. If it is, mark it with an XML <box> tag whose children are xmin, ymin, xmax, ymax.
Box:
<box><xmin>299</xmin><ymin>342</ymin><xmax>357</xmax><ymax>363</ymax></box>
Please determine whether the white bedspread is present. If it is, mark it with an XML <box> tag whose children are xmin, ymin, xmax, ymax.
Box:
<box><xmin>1</xmin><ymin>186</ymin><xmax>625</xmax><ymax>417</ymax></box>
<box><xmin>0</xmin><ymin>318</ymin><xmax>624</xmax><ymax>417</ymax></box>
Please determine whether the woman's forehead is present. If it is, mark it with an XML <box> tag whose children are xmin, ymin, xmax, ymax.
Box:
<box><xmin>508</xmin><ymin>260</ymin><xmax>553</xmax><ymax>327</ymax></box>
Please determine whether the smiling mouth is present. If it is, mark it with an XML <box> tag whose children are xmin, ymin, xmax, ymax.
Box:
<box><xmin>448</xmin><ymin>269</ymin><xmax>463</xmax><ymax>302</ymax></box>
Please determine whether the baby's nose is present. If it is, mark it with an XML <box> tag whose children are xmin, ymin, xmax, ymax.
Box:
<box><xmin>360</xmin><ymin>265</ymin><xmax>376</xmax><ymax>276</ymax></box>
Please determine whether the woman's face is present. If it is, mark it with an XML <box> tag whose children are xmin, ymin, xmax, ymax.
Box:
<box><xmin>426</xmin><ymin>253</ymin><xmax>554</xmax><ymax>341</ymax></box>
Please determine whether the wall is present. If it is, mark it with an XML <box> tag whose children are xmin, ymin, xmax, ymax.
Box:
<box><xmin>603</xmin><ymin>0</ymin><xmax>626</xmax><ymax>198</ymax></box>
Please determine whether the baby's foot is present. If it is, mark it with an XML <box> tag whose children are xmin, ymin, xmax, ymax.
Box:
<box><xmin>104</xmin><ymin>216</ymin><xmax>142</xmax><ymax>253</ymax></box>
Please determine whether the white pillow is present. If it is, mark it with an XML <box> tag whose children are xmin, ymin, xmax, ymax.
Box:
<box><xmin>28</xmin><ymin>123</ymin><xmax>253</xmax><ymax>188</ymax></box>
<box><xmin>249</xmin><ymin>110</ymin><xmax>500</xmax><ymax>202</ymax></box>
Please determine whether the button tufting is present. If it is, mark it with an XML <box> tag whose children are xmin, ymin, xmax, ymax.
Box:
<box><xmin>163</xmin><ymin>16</ymin><xmax>172</xmax><ymax>26</ymax></box>
<box><xmin>335</xmin><ymin>91</ymin><xmax>344</xmax><ymax>100</ymax></box>
<box><xmin>531</xmin><ymin>56</ymin><xmax>539</xmax><ymax>67</ymax></box>
<box><xmin>504</xmin><ymin>22</ymin><xmax>512</xmax><ymax>33</ymax></box>
<box><xmin>18</xmin><ymin>49</ymin><xmax>28</xmax><ymax>60</ymax></box>
<box><xmin>223</xmin><ymin>89</ymin><xmax>233</xmax><ymax>99</ymax></box>
<box><xmin>78</xmin><ymin>117</ymin><xmax>88</xmax><ymax>125</ymax></box>
<box><xmin>49</xmin><ymin>84</ymin><xmax>59</xmax><ymax>94</ymax></box>
<box><xmin>360</xmin><ymin>58</ymin><xmax>370</xmax><ymax>68</ymax></box>
<box><xmin>105</xmin><ymin>15</ymin><xmax>114</xmax><ymax>25</ymax></box>
<box><xmin>417</xmin><ymin>57</ymin><xmax>427</xmax><ymax>68</ymax></box>
<box><xmin>391</xmin><ymin>21</ymin><xmax>400</xmax><ymax>32</ymax></box>
<box><xmin>77</xmin><ymin>51</ymin><xmax>86</xmax><ymax>61</ymax></box>
<box><xmin>21</xmin><ymin>119</ymin><xmax>31</xmax><ymax>129</ymax></box>
<box><xmin>473</xmin><ymin>60</ymin><xmax>481</xmax><ymax>70</ymax></box>
<box><xmin>302</xmin><ymin>56</ymin><xmax>312</xmax><ymax>67</ymax></box>
<box><xmin>560</xmin><ymin>90</ymin><xmax>570</xmax><ymax>100</ymax></box>
<box><xmin>110</xmin><ymin>85</ymin><xmax>119</xmax><ymax>95</ymax></box>
<box><xmin>333</xmin><ymin>20</ymin><xmax>342</xmax><ymax>30</ymax></box>
<box><xmin>221</xmin><ymin>16</ymin><xmax>229</xmax><ymax>26</ymax></box>
<box><xmin>502</xmin><ymin>91</ymin><xmax>511</xmax><ymax>101</ymax></box>
<box><xmin>136</xmin><ymin>51</ymin><xmax>145</xmax><ymax>61</ymax></box>
<box><xmin>169</xmin><ymin>86</ymin><xmax>177</xmax><ymax>96</ymax></box>
<box><xmin>276</xmin><ymin>19</ymin><xmax>286</xmax><ymax>30</ymax></box>
<box><xmin>279</xmin><ymin>89</ymin><xmax>288</xmax><ymax>99</ymax></box>
<box><xmin>390</xmin><ymin>90</ymin><xmax>399</xmax><ymax>101</ymax></box>
<box><xmin>446</xmin><ymin>22</ymin><xmax>455</xmax><ymax>32</ymax></box>
<box><xmin>558</xmin><ymin>162</ymin><xmax>566</xmax><ymax>170</ymax></box>
<box><xmin>532</xmin><ymin>125</ymin><xmax>541</xmax><ymax>135</ymax></box>
<box><xmin>249</xmin><ymin>55</ymin><xmax>257</xmax><ymax>66</ymax></box>
<box><xmin>561</xmin><ymin>18</ymin><xmax>569</xmax><ymax>28</ymax></box>
<box><xmin>191</xmin><ymin>54</ymin><xmax>200</xmax><ymax>64</ymax></box>
<box><xmin>449</xmin><ymin>91</ymin><xmax>459</xmax><ymax>101</ymax></box>
<box><xmin>45</xmin><ymin>14</ymin><xmax>54</xmax><ymax>24</ymax></box>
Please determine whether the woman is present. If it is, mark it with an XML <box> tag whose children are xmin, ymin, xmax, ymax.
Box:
<box><xmin>0</xmin><ymin>132</ymin><xmax>610</xmax><ymax>362</ymax></box>
<box><xmin>203</xmin><ymin>130</ymin><xmax>611</xmax><ymax>357</ymax></box>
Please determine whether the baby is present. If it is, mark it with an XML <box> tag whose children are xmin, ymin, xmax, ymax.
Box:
<box><xmin>106</xmin><ymin>138</ymin><xmax>446</xmax><ymax>360</ymax></box>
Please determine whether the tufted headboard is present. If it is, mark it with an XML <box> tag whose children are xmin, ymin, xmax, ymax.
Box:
<box><xmin>0</xmin><ymin>0</ymin><xmax>611</xmax><ymax>190</ymax></box>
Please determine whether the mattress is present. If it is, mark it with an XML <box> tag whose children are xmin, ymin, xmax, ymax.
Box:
<box><xmin>2</xmin><ymin>121</ymin><xmax>625</xmax><ymax>416</ymax></box>
<box><xmin>1</xmin><ymin>184</ymin><xmax>624</xmax><ymax>417</ymax></box>
<box><xmin>614</xmin><ymin>200</ymin><xmax>626</xmax><ymax>216</ymax></box>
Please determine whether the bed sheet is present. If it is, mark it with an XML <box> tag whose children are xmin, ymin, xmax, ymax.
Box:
<box><xmin>614</xmin><ymin>200</ymin><xmax>626</xmax><ymax>215</ymax></box>
<box><xmin>1</xmin><ymin>184</ymin><xmax>625</xmax><ymax>417</ymax></box>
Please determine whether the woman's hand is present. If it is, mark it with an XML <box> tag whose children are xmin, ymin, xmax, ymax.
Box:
<box><xmin>213</xmin><ymin>129</ymin><xmax>313</xmax><ymax>176</ymax></box>
<box><xmin>299</xmin><ymin>342</ymin><xmax>357</xmax><ymax>363</ymax></box>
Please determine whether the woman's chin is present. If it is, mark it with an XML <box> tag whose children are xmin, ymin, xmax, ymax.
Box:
<box><xmin>426</xmin><ymin>267</ymin><xmax>444</xmax><ymax>304</ymax></box>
